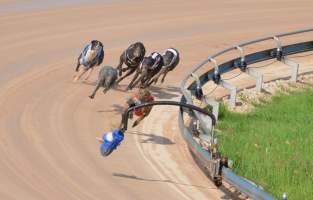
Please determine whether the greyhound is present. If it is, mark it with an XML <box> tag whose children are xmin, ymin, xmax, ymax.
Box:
<box><xmin>115</xmin><ymin>42</ymin><xmax>145</xmax><ymax>84</ymax></box>
<box><xmin>119</xmin><ymin>88</ymin><xmax>154</xmax><ymax>128</ymax></box>
<box><xmin>73</xmin><ymin>40</ymin><xmax>104</xmax><ymax>82</ymax></box>
<box><xmin>127</xmin><ymin>52</ymin><xmax>163</xmax><ymax>90</ymax></box>
<box><xmin>89</xmin><ymin>66</ymin><xmax>118</xmax><ymax>99</ymax></box>
<box><xmin>149</xmin><ymin>48</ymin><xmax>180</xmax><ymax>85</ymax></box>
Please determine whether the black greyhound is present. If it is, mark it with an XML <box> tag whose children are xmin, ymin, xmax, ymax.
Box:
<box><xmin>89</xmin><ymin>66</ymin><xmax>118</xmax><ymax>99</ymax></box>
<box><xmin>115</xmin><ymin>42</ymin><xmax>145</xmax><ymax>84</ymax></box>
<box><xmin>149</xmin><ymin>48</ymin><xmax>180</xmax><ymax>85</ymax></box>
<box><xmin>74</xmin><ymin>40</ymin><xmax>104</xmax><ymax>82</ymax></box>
<box><xmin>127</xmin><ymin>52</ymin><xmax>164</xmax><ymax>90</ymax></box>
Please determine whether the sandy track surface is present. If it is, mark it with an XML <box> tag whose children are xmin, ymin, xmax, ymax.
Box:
<box><xmin>0</xmin><ymin>1</ymin><xmax>313</xmax><ymax>199</ymax></box>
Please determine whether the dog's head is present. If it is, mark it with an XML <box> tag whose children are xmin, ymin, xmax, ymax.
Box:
<box><xmin>132</xmin><ymin>42</ymin><xmax>145</xmax><ymax>58</ymax></box>
<box><xmin>162</xmin><ymin>51</ymin><xmax>173</xmax><ymax>67</ymax></box>
<box><xmin>133</xmin><ymin>46</ymin><xmax>143</xmax><ymax>59</ymax></box>
<box><xmin>91</xmin><ymin>40</ymin><xmax>102</xmax><ymax>51</ymax></box>
<box><xmin>139</xmin><ymin>57</ymin><xmax>153</xmax><ymax>74</ymax></box>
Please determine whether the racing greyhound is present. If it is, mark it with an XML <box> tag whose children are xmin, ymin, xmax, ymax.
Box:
<box><xmin>89</xmin><ymin>66</ymin><xmax>118</xmax><ymax>99</ymax></box>
<box><xmin>115</xmin><ymin>42</ymin><xmax>145</xmax><ymax>84</ymax></box>
<box><xmin>149</xmin><ymin>48</ymin><xmax>180</xmax><ymax>85</ymax></box>
<box><xmin>127</xmin><ymin>52</ymin><xmax>163</xmax><ymax>90</ymax></box>
<box><xmin>73</xmin><ymin>40</ymin><xmax>104</xmax><ymax>82</ymax></box>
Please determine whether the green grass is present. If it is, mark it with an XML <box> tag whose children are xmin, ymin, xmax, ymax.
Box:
<box><xmin>217</xmin><ymin>88</ymin><xmax>313</xmax><ymax>199</ymax></box>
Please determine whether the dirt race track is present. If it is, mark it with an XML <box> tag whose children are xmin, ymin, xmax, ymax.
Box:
<box><xmin>0</xmin><ymin>1</ymin><xmax>313</xmax><ymax>199</ymax></box>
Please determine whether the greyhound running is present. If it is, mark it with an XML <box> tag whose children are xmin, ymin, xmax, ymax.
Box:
<box><xmin>149</xmin><ymin>48</ymin><xmax>180</xmax><ymax>85</ymax></box>
<box><xmin>73</xmin><ymin>40</ymin><xmax>104</xmax><ymax>82</ymax></box>
<box><xmin>115</xmin><ymin>42</ymin><xmax>145</xmax><ymax>84</ymax></box>
<box><xmin>127</xmin><ymin>52</ymin><xmax>163</xmax><ymax>90</ymax></box>
<box><xmin>89</xmin><ymin>66</ymin><xmax>118</xmax><ymax>99</ymax></box>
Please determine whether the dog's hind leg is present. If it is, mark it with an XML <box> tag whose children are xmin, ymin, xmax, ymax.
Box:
<box><xmin>116</xmin><ymin>52</ymin><xmax>125</xmax><ymax>76</ymax></box>
<box><xmin>161</xmin><ymin>69</ymin><xmax>169</xmax><ymax>83</ymax></box>
<box><xmin>84</xmin><ymin>67</ymin><xmax>94</xmax><ymax>81</ymax></box>
<box><xmin>102</xmin><ymin>87</ymin><xmax>109</xmax><ymax>94</ymax></box>
<box><xmin>89</xmin><ymin>79</ymin><xmax>102</xmax><ymax>99</ymax></box>
<box><xmin>102</xmin><ymin>74</ymin><xmax>116</xmax><ymax>94</ymax></box>
<box><xmin>143</xmin><ymin>74</ymin><xmax>154</xmax><ymax>88</ymax></box>
<box><xmin>116</xmin><ymin>67</ymin><xmax>136</xmax><ymax>85</ymax></box>
<box><xmin>73</xmin><ymin>67</ymin><xmax>87</xmax><ymax>82</ymax></box>
<box><xmin>130</xmin><ymin>73</ymin><xmax>145</xmax><ymax>89</ymax></box>
<box><xmin>127</xmin><ymin>71</ymin><xmax>140</xmax><ymax>90</ymax></box>
<box><xmin>147</xmin><ymin>78</ymin><xmax>155</xmax><ymax>86</ymax></box>
<box><xmin>148</xmin><ymin>66</ymin><xmax>166</xmax><ymax>85</ymax></box>
<box><xmin>146</xmin><ymin>76</ymin><xmax>156</xmax><ymax>87</ymax></box>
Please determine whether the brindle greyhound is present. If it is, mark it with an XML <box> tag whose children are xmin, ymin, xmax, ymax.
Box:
<box><xmin>89</xmin><ymin>66</ymin><xmax>118</xmax><ymax>99</ymax></box>
<box><xmin>115</xmin><ymin>42</ymin><xmax>145</xmax><ymax>84</ymax></box>
<box><xmin>73</xmin><ymin>40</ymin><xmax>104</xmax><ymax>82</ymax></box>
<box><xmin>149</xmin><ymin>48</ymin><xmax>180</xmax><ymax>85</ymax></box>
<box><xmin>127</xmin><ymin>52</ymin><xmax>164</xmax><ymax>90</ymax></box>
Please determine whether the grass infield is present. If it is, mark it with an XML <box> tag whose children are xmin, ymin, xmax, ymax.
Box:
<box><xmin>217</xmin><ymin>88</ymin><xmax>313</xmax><ymax>199</ymax></box>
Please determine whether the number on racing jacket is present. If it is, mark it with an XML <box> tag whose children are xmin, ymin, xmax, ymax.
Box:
<box><xmin>100</xmin><ymin>129</ymin><xmax>124</xmax><ymax>156</ymax></box>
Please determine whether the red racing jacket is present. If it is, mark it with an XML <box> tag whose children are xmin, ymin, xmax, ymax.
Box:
<box><xmin>132</xmin><ymin>94</ymin><xmax>154</xmax><ymax>117</ymax></box>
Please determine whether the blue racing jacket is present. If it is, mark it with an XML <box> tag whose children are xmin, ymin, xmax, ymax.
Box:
<box><xmin>81</xmin><ymin>42</ymin><xmax>104</xmax><ymax>67</ymax></box>
<box><xmin>100</xmin><ymin>129</ymin><xmax>124</xmax><ymax>156</ymax></box>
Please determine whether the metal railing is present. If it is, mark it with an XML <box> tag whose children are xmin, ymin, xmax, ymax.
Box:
<box><xmin>182</xmin><ymin>27</ymin><xmax>313</xmax><ymax>84</ymax></box>
<box><xmin>178</xmin><ymin>28</ymin><xmax>313</xmax><ymax>199</ymax></box>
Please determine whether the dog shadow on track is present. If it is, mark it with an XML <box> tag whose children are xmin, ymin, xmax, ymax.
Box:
<box><xmin>96</xmin><ymin>85</ymin><xmax>181</xmax><ymax>114</ymax></box>
<box><xmin>81</xmin><ymin>80</ymin><xmax>97</xmax><ymax>86</ymax></box>
<box><xmin>82</xmin><ymin>81</ymin><xmax>130</xmax><ymax>92</ymax></box>
<box><xmin>97</xmin><ymin>104</ymin><xmax>125</xmax><ymax>114</ymax></box>
<box><xmin>112</xmin><ymin>173</ymin><xmax>216</xmax><ymax>190</ymax></box>
<box><xmin>148</xmin><ymin>85</ymin><xmax>181</xmax><ymax>99</ymax></box>
<box><xmin>128</xmin><ymin>131</ymin><xmax>175</xmax><ymax>145</ymax></box>
<box><xmin>83</xmin><ymin>80</ymin><xmax>181</xmax><ymax>98</ymax></box>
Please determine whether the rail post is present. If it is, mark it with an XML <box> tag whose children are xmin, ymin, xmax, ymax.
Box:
<box><xmin>209</xmin><ymin>58</ymin><xmax>237</xmax><ymax>108</ymax></box>
<box><xmin>273</xmin><ymin>36</ymin><xmax>299</xmax><ymax>82</ymax></box>
<box><xmin>190</xmin><ymin>73</ymin><xmax>214</xmax><ymax>132</ymax></box>
<box><xmin>235</xmin><ymin>45</ymin><xmax>264</xmax><ymax>92</ymax></box>
<box><xmin>281</xmin><ymin>57</ymin><xmax>299</xmax><ymax>82</ymax></box>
